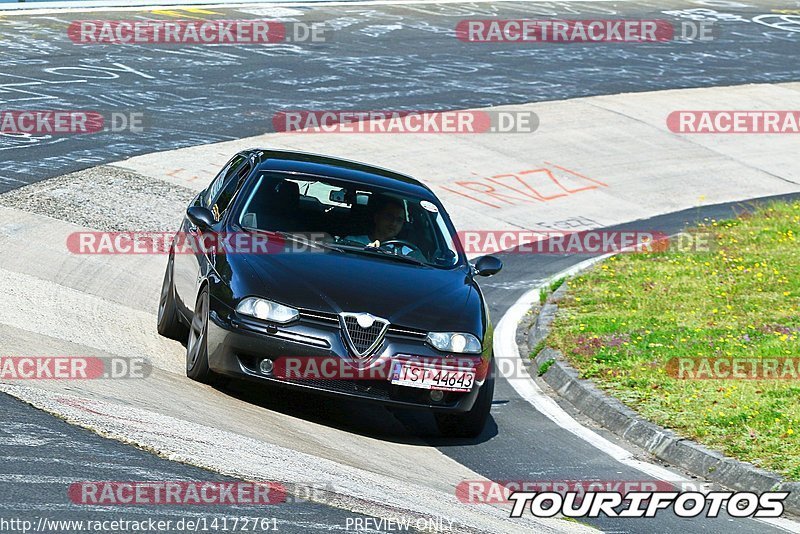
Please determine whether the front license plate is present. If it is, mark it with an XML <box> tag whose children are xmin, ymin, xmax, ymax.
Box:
<box><xmin>390</xmin><ymin>363</ymin><xmax>475</xmax><ymax>392</ymax></box>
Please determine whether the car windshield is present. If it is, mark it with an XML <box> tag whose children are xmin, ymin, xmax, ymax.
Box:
<box><xmin>237</xmin><ymin>171</ymin><xmax>461</xmax><ymax>268</ymax></box>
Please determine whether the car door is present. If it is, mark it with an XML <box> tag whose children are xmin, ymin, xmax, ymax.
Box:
<box><xmin>173</xmin><ymin>154</ymin><xmax>250</xmax><ymax>315</ymax></box>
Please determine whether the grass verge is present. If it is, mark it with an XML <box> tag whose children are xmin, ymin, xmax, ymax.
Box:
<box><xmin>547</xmin><ymin>201</ymin><xmax>800</xmax><ymax>479</ymax></box>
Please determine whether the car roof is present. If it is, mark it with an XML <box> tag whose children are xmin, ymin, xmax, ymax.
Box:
<box><xmin>245</xmin><ymin>149</ymin><xmax>437</xmax><ymax>199</ymax></box>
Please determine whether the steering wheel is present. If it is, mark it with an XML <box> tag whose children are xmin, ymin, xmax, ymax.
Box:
<box><xmin>379</xmin><ymin>239</ymin><xmax>424</xmax><ymax>256</ymax></box>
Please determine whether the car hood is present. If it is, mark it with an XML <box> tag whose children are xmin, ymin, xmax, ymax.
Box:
<box><xmin>236</xmin><ymin>251</ymin><xmax>483</xmax><ymax>334</ymax></box>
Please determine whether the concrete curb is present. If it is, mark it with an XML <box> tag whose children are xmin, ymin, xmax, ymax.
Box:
<box><xmin>520</xmin><ymin>283</ymin><xmax>800</xmax><ymax>516</ymax></box>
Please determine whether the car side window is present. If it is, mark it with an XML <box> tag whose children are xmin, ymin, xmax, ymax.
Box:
<box><xmin>206</xmin><ymin>156</ymin><xmax>251</xmax><ymax>221</ymax></box>
<box><xmin>205</xmin><ymin>155</ymin><xmax>246</xmax><ymax>210</ymax></box>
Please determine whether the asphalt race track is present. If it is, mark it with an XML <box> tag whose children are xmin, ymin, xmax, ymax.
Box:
<box><xmin>0</xmin><ymin>0</ymin><xmax>800</xmax><ymax>190</ymax></box>
<box><xmin>0</xmin><ymin>392</ymin><xmax>383</xmax><ymax>533</ymax></box>
<box><xmin>1</xmin><ymin>0</ymin><xmax>800</xmax><ymax>533</ymax></box>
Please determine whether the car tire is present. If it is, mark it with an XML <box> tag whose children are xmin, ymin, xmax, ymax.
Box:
<box><xmin>157</xmin><ymin>255</ymin><xmax>188</xmax><ymax>341</ymax></box>
<box><xmin>435</xmin><ymin>359</ymin><xmax>495</xmax><ymax>438</ymax></box>
<box><xmin>186</xmin><ymin>286</ymin><xmax>215</xmax><ymax>384</ymax></box>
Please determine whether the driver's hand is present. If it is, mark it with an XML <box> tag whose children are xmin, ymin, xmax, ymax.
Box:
<box><xmin>367</xmin><ymin>240</ymin><xmax>381</xmax><ymax>248</ymax></box>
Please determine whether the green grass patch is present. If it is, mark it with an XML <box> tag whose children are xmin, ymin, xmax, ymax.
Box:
<box><xmin>538</xmin><ymin>359</ymin><xmax>556</xmax><ymax>376</ymax></box>
<box><xmin>548</xmin><ymin>201</ymin><xmax>800</xmax><ymax>479</ymax></box>
<box><xmin>550</xmin><ymin>277</ymin><xmax>566</xmax><ymax>293</ymax></box>
<box><xmin>538</xmin><ymin>278</ymin><xmax>566</xmax><ymax>306</ymax></box>
<box><xmin>530</xmin><ymin>339</ymin><xmax>546</xmax><ymax>360</ymax></box>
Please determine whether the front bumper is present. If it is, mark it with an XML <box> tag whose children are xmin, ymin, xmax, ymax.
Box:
<box><xmin>205</xmin><ymin>297</ymin><xmax>488</xmax><ymax>413</ymax></box>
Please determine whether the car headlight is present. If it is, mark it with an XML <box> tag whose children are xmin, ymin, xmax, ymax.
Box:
<box><xmin>426</xmin><ymin>332</ymin><xmax>482</xmax><ymax>354</ymax></box>
<box><xmin>236</xmin><ymin>297</ymin><xmax>298</xmax><ymax>324</ymax></box>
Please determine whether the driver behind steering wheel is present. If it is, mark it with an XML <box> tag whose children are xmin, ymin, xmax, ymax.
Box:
<box><xmin>345</xmin><ymin>195</ymin><xmax>426</xmax><ymax>262</ymax></box>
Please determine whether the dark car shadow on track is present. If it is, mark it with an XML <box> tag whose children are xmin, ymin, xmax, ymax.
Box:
<box><xmin>212</xmin><ymin>378</ymin><xmax>499</xmax><ymax>446</ymax></box>
<box><xmin>392</xmin><ymin>408</ymin><xmax>500</xmax><ymax>447</ymax></box>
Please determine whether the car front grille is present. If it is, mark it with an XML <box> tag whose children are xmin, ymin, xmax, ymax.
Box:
<box><xmin>342</xmin><ymin>316</ymin><xmax>386</xmax><ymax>356</ymax></box>
<box><xmin>298</xmin><ymin>309</ymin><xmax>426</xmax><ymax>337</ymax></box>
<box><xmin>297</xmin><ymin>308</ymin><xmax>427</xmax><ymax>356</ymax></box>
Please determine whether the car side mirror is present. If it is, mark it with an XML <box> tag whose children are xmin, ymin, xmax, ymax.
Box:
<box><xmin>474</xmin><ymin>255</ymin><xmax>503</xmax><ymax>277</ymax></box>
<box><xmin>187</xmin><ymin>206</ymin><xmax>216</xmax><ymax>231</ymax></box>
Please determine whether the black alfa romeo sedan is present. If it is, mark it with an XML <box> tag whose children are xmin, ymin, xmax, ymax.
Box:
<box><xmin>157</xmin><ymin>149</ymin><xmax>502</xmax><ymax>437</ymax></box>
